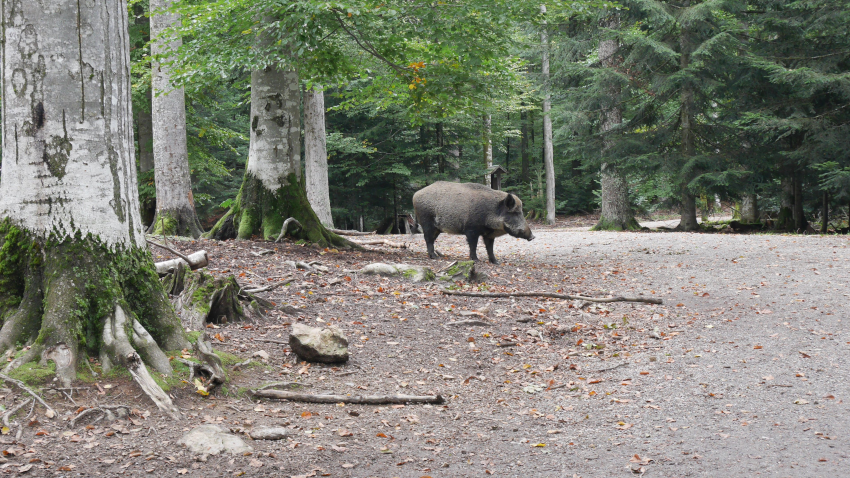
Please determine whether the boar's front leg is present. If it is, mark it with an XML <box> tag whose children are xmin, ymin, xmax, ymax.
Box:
<box><xmin>483</xmin><ymin>236</ymin><xmax>498</xmax><ymax>264</ymax></box>
<box><xmin>466</xmin><ymin>232</ymin><xmax>481</xmax><ymax>261</ymax></box>
<box><xmin>423</xmin><ymin>225</ymin><xmax>442</xmax><ymax>259</ymax></box>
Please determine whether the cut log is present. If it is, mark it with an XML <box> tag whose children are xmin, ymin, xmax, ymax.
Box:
<box><xmin>252</xmin><ymin>389</ymin><xmax>444</xmax><ymax>405</ymax></box>
<box><xmin>328</xmin><ymin>228</ymin><xmax>376</xmax><ymax>236</ymax></box>
<box><xmin>155</xmin><ymin>250</ymin><xmax>209</xmax><ymax>276</ymax></box>
<box><xmin>441</xmin><ymin>290</ymin><xmax>663</xmax><ymax>305</ymax></box>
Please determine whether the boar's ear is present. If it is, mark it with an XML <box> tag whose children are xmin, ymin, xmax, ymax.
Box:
<box><xmin>503</xmin><ymin>193</ymin><xmax>517</xmax><ymax>210</ymax></box>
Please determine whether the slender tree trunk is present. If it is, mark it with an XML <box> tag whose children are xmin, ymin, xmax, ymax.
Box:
<box><xmin>676</xmin><ymin>12</ymin><xmax>699</xmax><ymax>232</ymax></box>
<box><xmin>149</xmin><ymin>0</ymin><xmax>203</xmax><ymax>238</ymax></box>
<box><xmin>793</xmin><ymin>174</ymin><xmax>807</xmax><ymax>231</ymax></box>
<box><xmin>304</xmin><ymin>87</ymin><xmax>334</xmax><ymax>228</ymax></box>
<box><xmin>541</xmin><ymin>5</ymin><xmax>555</xmax><ymax>225</ymax></box>
<box><xmin>821</xmin><ymin>191</ymin><xmax>829</xmax><ymax>233</ymax></box>
<box><xmin>0</xmin><ymin>0</ymin><xmax>186</xmax><ymax>408</ymax></box>
<box><xmin>593</xmin><ymin>14</ymin><xmax>638</xmax><ymax>231</ymax></box>
<box><xmin>777</xmin><ymin>174</ymin><xmax>794</xmax><ymax>229</ymax></box>
<box><xmin>206</xmin><ymin>25</ymin><xmax>348</xmax><ymax>247</ymax></box>
<box><xmin>483</xmin><ymin>115</ymin><xmax>493</xmax><ymax>187</ymax></box>
<box><xmin>520</xmin><ymin>106</ymin><xmax>530</xmax><ymax>183</ymax></box>
<box><xmin>741</xmin><ymin>193</ymin><xmax>759</xmax><ymax>223</ymax></box>
<box><xmin>138</xmin><ymin>90</ymin><xmax>156</xmax><ymax>225</ymax></box>
<box><xmin>436</xmin><ymin>122</ymin><xmax>445</xmax><ymax>174</ymax></box>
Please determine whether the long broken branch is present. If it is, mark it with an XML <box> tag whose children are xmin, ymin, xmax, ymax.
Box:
<box><xmin>350</xmin><ymin>239</ymin><xmax>408</xmax><ymax>248</ymax></box>
<box><xmin>252</xmin><ymin>389</ymin><xmax>444</xmax><ymax>405</ymax></box>
<box><xmin>441</xmin><ymin>290</ymin><xmax>663</xmax><ymax>305</ymax></box>
<box><xmin>328</xmin><ymin>228</ymin><xmax>376</xmax><ymax>236</ymax></box>
<box><xmin>146</xmin><ymin>238</ymin><xmax>192</xmax><ymax>264</ymax></box>
<box><xmin>243</xmin><ymin>277</ymin><xmax>295</xmax><ymax>294</ymax></box>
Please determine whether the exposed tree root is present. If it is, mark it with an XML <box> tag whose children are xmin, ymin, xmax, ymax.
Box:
<box><xmin>0</xmin><ymin>373</ymin><xmax>56</xmax><ymax>416</ymax></box>
<box><xmin>441</xmin><ymin>290</ymin><xmax>663</xmax><ymax>305</ymax></box>
<box><xmin>252</xmin><ymin>389</ymin><xmax>444</xmax><ymax>405</ymax></box>
<box><xmin>101</xmin><ymin>305</ymin><xmax>180</xmax><ymax>419</ymax></box>
<box><xmin>275</xmin><ymin>218</ymin><xmax>303</xmax><ymax>243</ymax></box>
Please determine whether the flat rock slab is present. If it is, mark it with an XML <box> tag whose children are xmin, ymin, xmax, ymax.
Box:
<box><xmin>177</xmin><ymin>424</ymin><xmax>253</xmax><ymax>455</ymax></box>
<box><xmin>248</xmin><ymin>427</ymin><xmax>292</xmax><ymax>440</ymax></box>
<box><xmin>290</xmin><ymin>323</ymin><xmax>349</xmax><ymax>363</ymax></box>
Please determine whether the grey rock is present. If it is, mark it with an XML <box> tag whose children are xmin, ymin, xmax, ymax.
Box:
<box><xmin>252</xmin><ymin>350</ymin><xmax>270</xmax><ymax>361</ymax></box>
<box><xmin>248</xmin><ymin>427</ymin><xmax>292</xmax><ymax>440</ymax></box>
<box><xmin>289</xmin><ymin>324</ymin><xmax>349</xmax><ymax>363</ymax></box>
<box><xmin>357</xmin><ymin>263</ymin><xmax>435</xmax><ymax>282</ymax></box>
<box><xmin>177</xmin><ymin>424</ymin><xmax>253</xmax><ymax>455</ymax></box>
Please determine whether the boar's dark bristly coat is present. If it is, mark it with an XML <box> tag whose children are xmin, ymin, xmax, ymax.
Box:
<box><xmin>413</xmin><ymin>182</ymin><xmax>534</xmax><ymax>264</ymax></box>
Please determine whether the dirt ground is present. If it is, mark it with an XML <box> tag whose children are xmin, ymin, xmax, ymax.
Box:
<box><xmin>1</xmin><ymin>221</ymin><xmax>848</xmax><ymax>477</ymax></box>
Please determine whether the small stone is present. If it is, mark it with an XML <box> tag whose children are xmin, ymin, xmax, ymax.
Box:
<box><xmin>290</xmin><ymin>324</ymin><xmax>349</xmax><ymax>363</ymax></box>
<box><xmin>252</xmin><ymin>350</ymin><xmax>270</xmax><ymax>361</ymax></box>
<box><xmin>177</xmin><ymin>424</ymin><xmax>253</xmax><ymax>455</ymax></box>
<box><xmin>248</xmin><ymin>427</ymin><xmax>292</xmax><ymax>440</ymax></box>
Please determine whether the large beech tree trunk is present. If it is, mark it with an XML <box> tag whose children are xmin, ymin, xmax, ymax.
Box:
<box><xmin>593</xmin><ymin>15</ymin><xmax>639</xmax><ymax>231</ymax></box>
<box><xmin>741</xmin><ymin>193</ymin><xmax>759</xmax><ymax>223</ymax></box>
<box><xmin>305</xmin><ymin>87</ymin><xmax>334</xmax><ymax>228</ymax></box>
<box><xmin>207</xmin><ymin>35</ymin><xmax>348</xmax><ymax>247</ymax></box>
<box><xmin>149</xmin><ymin>0</ymin><xmax>203</xmax><ymax>238</ymax></box>
<box><xmin>541</xmin><ymin>5</ymin><xmax>556</xmax><ymax>225</ymax></box>
<box><xmin>0</xmin><ymin>0</ymin><xmax>187</xmax><ymax>414</ymax></box>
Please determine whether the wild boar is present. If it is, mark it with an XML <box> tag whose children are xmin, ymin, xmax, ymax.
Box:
<box><xmin>412</xmin><ymin>182</ymin><xmax>534</xmax><ymax>264</ymax></box>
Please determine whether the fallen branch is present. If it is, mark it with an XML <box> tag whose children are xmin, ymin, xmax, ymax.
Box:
<box><xmin>243</xmin><ymin>277</ymin><xmax>295</xmax><ymax>294</ymax></box>
<box><xmin>254</xmin><ymin>382</ymin><xmax>312</xmax><ymax>392</ymax></box>
<box><xmin>496</xmin><ymin>342</ymin><xmax>518</xmax><ymax>348</ymax></box>
<box><xmin>252</xmin><ymin>389</ymin><xmax>444</xmax><ymax>405</ymax></box>
<box><xmin>154</xmin><ymin>250</ymin><xmax>209</xmax><ymax>276</ymax></box>
<box><xmin>275</xmin><ymin>218</ymin><xmax>303</xmax><ymax>243</ymax></box>
<box><xmin>329</xmin><ymin>228</ymin><xmax>376</xmax><ymax>236</ymax></box>
<box><xmin>1</xmin><ymin>399</ymin><xmax>32</xmax><ymax>428</ymax></box>
<box><xmin>253</xmin><ymin>338</ymin><xmax>289</xmax><ymax>345</ymax></box>
<box><xmin>446</xmin><ymin>319</ymin><xmax>491</xmax><ymax>327</ymax></box>
<box><xmin>0</xmin><ymin>373</ymin><xmax>56</xmax><ymax>416</ymax></box>
<box><xmin>147</xmin><ymin>239</ymin><xmax>192</xmax><ymax>264</ymax></box>
<box><xmin>441</xmin><ymin>290</ymin><xmax>663</xmax><ymax>305</ymax></box>
<box><xmin>591</xmin><ymin>362</ymin><xmax>629</xmax><ymax>374</ymax></box>
<box><xmin>350</xmin><ymin>239</ymin><xmax>407</xmax><ymax>248</ymax></box>
<box><xmin>70</xmin><ymin>405</ymin><xmax>130</xmax><ymax>428</ymax></box>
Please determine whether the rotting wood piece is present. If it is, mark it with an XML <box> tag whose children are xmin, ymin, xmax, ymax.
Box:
<box><xmin>349</xmin><ymin>239</ymin><xmax>407</xmax><ymax>248</ymax></box>
<box><xmin>441</xmin><ymin>290</ymin><xmax>663</xmax><ymax>305</ymax></box>
<box><xmin>252</xmin><ymin>389</ymin><xmax>444</xmax><ymax>405</ymax></box>
<box><xmin>165</xmin><ymin>266</ymin><xmax>268</xmax><ymax>329</ymax></box>
<box><xmin>154</xmin><ymin>250</ymin><xmax>209</xmax><ymax>276</ymax></box>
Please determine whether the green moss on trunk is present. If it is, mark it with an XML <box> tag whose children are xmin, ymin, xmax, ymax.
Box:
<box><xmin>0</xmin><ymin>222</ymin><xmax>187</xmax><ymax>380</ymax></box>
<box><xmin>206</xmin><ymin>172</ymin><xmax>353</xmax><ymax>249</ymax></box>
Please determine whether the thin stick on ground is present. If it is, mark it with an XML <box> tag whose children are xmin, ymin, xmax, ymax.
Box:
<box><xmin>328</xmin><ymin>228</ymin><xmax>376</xmax><ymax>236</ymax></box>
<box><xmin>441</xmin><ymin>290</ymin><xmax>663</xmax><ymax>305</ymax></box>
<box><xmin>252</xmin><ymin>389</ymin><xmax>444</xmax><ymax>405</ymax></box>
<box><xmin>0</xmin><ymin>373</ymin><xmax>56</xmax><ymax>416</ymax></box>
<box><xmin>1</xmin><ymin>398</ymin><xmax>32</xmax><ymax>428</ymax></box>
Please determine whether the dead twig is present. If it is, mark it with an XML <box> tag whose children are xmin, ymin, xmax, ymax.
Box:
<box><xmin>244</xmin><ymin>277</ymin><xmax>295</xmax><ymax>294</ymax></box>
<box><xmin>349</xmin><ymin>239</ymin><xmax>408</xmax><ymax>248</ymax></box>
<box><xmin>2</xmin><ymin>399</ymin><xmax>32</xmax><ymax>428</ymax></box>
<box><xmin>446</xmin><ymin>319</ymin><xmax>491</xmax><ymax>327</ymax></box>
<box><xmin>591</xmin><ymin>362</ymin><xmax>628</xmax><ymax>374</ymax></box>
<box><xmin>496</xmin><ymin>342</ymin><xmax>518</xmax><ymax>348</ymax></box>
<box><xmin>441</xmin><ymin>290</ymin><xmax>663</xmax><ymax>305</ymax></box>
<box><xmin>252</xmin><ymin>389</ymin><xmax>444</xmax><ymax>405</ymax></box>
<box><xmin>253</xmin><ymin>338</ymin><xmax>289</xmax><ymax>346</ymax></box>
<box><xmin>0</xmin><ymin>373</ymin><xmax>56</xmax><ymax>416</ymax></box>
<box><xmin>254</xmin><ymin>382</ymin><xmax>311</xmax><ymax>392</ymax></box>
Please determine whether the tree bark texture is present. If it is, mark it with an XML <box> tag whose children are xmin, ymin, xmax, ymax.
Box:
<box><xmin>206</xmin><ymin>43</ymin><xmax>349</xmax><ymax>248</ymax></box>
<box><xmin>777</xmin><ymin>174</ymin><xmax>794</xmax><ymax>229</ymax></box>
<box><xmin>304</xmin><ymin>87</ymin><xmax>334</xmax><ymax>228</ymax></box>
<box><xmin>741</xmin><ymin>194</ymin><xmax>759</xmax><ymax>223</ymax></box>
<box><xmin>676</xmin><ymin>16</ymin><xmax>699</xmax><ymax>232</ymax></box>
<box><xmin>540</xmin><ymin>5</ymin><xmax>556</xmax><ymax>226</ymax></box>
<box><xmin>483</xmin><ymin>115</ymin><xmax>493</xmax><ymax>187</ymax></box>
<box><xmin>593</xmin><ymin>15</ymin><xmax>639</xmax><ymax>231</ymax></box>
<box><xmin>821</xmin><ymin>191</ymin><xmax>829</xmax><ymax>233</ymax></box>
<box><xmin>149</xmin><ymin>0</ymin><xmax>203</xmax><ymax>238</ymax></box>
<box><xmin>793</xmin><ymin>174</ymin><xmax>807</xmax><ymax>231</ymax></box>
<box><xmin>0</xmin><ymin>0</ymin><xmax>187</xmax><ymax>410</ymax></box>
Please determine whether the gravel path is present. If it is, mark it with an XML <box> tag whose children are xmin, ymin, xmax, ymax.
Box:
<box><xmin>407</xmin><ymin>230</ymin><xmax>850</xmax><ymax>476</ymax></box>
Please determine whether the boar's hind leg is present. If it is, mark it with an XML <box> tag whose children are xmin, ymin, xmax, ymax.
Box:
<box><xmin>483</xmin><ymin>237</ymin><xmax>498</xmax><ymax>264</ymax></box>
<box><xmin>423</xmin><ymin>225</ymin><xmax>442</xmax><ymax>259</ymax></box>
<box><xmin>466</xmin><ymin>232</ymin><xmax>481</xmax><ymax>262</ymax></box>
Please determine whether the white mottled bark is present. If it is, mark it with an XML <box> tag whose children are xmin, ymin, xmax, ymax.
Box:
<box><xmin>483</xmin><ymin>115</ymin><xmax>493</xmax><ymax>188</ymax></box>
<box><xmin>248</xmin><ymin>63</ymin><xmax>301</xmax><ymax>191</ymax></box>
<box><xmin>595</xmin><ymin>14</ymin><xmax>636</xmax><ymax>231</ymax></box>
<box><xmin>304</xmin><ymin>87</ymin><xmax>334</xmax><ymax>228</ymax></box>
<box><xmin>150</xmin><ymin>0</ymin><xmax>201</xmax><ymax>237</ymax></box>
<box><xmin>0</xmin><ymin>0</ymin><xmax>143</xmax><ymax>248</ymax></box>
<box><xmin>540</xmin><ymin>5</ymin><xmax>555</xmax><ymax>225</ymax></box>
<box><xmin>741</xmin><ymin>194</ymin><xmax>758</xmax><ymax>223</ymax></box>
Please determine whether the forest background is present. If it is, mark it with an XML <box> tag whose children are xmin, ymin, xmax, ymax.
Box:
<box><xmin>126</xmin><ymin>0</ymin><xmax>850</xmax><ymax>234</ymax></box>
